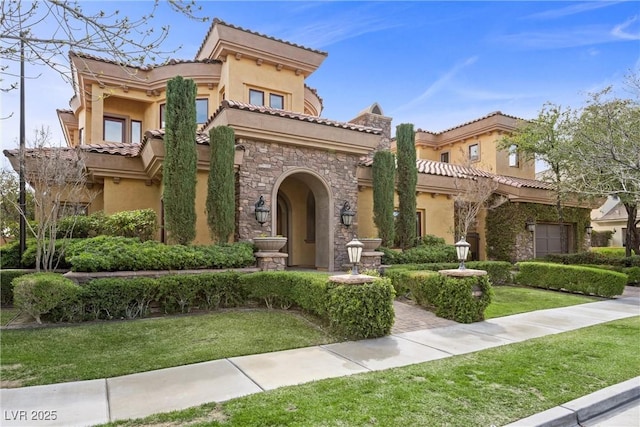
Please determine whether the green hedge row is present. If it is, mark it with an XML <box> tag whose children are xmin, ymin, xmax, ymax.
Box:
<box><xmin>10</xmin><ymin>271</ymin><xmax>396</xmax><ymax>339</ymax></box>
<box><xmin>399</xmin><ymin>270</ymin><xmax>493</xmax><ymax>323</ymax></box>
<box><xmin>384</xmin><ymin>261</ymin><xmax>512</xmax><ymax>296</ymax></box>
<box><xmin>515</xmin><ymin>262</ymin><xmax>627</xmax><ymax>297</ymax></box>
<box><xmin>580</xmin><ymin>265</ymin><xmax>640</xmax><ymax>286</ymax></box>
<box><xmin>380</xmin><ymin>242</ymin><xmax>457</xmax><ymax>265</ymax></box>
<box><xmin>66</xmin><ymin>236</ymin><xmax>255</xmax><ymax>272</ymax></box>
<box><xmin>1</xmin><ymin>270</ymin><xmax>31</xmax><ymax>305</ymax></box>
<box><xmin>544</xmin><ymin>252</ymin><xmax>640</xmax><ymax>268</ymax></box>
<box><xmin>56</xmin><ymin>209</ymin><xmax>158</xmax><ymax>241</ymax></box>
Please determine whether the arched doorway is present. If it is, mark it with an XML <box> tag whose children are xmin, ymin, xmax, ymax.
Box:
<box><xmin>273</xmin><ymin>169</ymin><xmax>333</xmax><ymax>271</ymax></box>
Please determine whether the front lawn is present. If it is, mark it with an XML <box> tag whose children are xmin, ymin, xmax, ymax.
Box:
<box><xmin>102</xmin><ymin>316</ymin><xmax>640</xmax><ymax>427</ymax></box>
<box><xmin>486</xmin><ymin>286</ymin><xmax>600</xmax><ymax>319</ymax></box>
<box><xmin>0</xmin><ymin>310</ymin><xmax>336</xmax><ymax>387</ymax></box>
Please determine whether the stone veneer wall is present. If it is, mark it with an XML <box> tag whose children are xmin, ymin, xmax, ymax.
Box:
<box><xmin>350</xmin><ymin>112</ymin><xmax>392</xmax><ymax>153</ymax></box>
<box><xmin>513</xmin><ymin>232</ymin><xmax>534</xmax><ymax>261</ymax></box>
<box><xmin>236</xmin><ymin>137</ymin><xmax>362</xmax><ymax>270</ymax></box>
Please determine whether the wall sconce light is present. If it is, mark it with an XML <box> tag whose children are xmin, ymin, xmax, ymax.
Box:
<box><xmin>346</xmin><ymin>238</ymin><xmax>364</xmax><ymax>275</ymax></box>
<box><xmin>254</xmin><ymin>196</ymin><xmax>270</xmax><ymax>226</ymax></box>
<box><xmin>454</xmin><ymin>238</ymin><xmax>471</xmax><ymax>270</ymax></box>
<box><xmin>585</xmin><ymin>225</ymin><xmax>593</xmax><ymax>235</ymax></box>
<box><xmin>340</xmin><ymin>201</ymin><xmax>355</xmax><ymax>227</ymax></box>
<box><xmin>525</xmin><ymin>220</ymin><xmax>536</xmax><ymax>233</ymax></box>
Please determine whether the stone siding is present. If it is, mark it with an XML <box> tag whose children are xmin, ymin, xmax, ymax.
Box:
<box><xmin>236</xmin><ymin>137</ymin><xmax>364</xmax><ymax>269</ymax></box>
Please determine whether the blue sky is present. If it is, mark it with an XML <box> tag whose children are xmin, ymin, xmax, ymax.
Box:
<box><xmin>1</xmin><ymin>1</ymin><xmax>638</xmax><ymax>161</ymax></box>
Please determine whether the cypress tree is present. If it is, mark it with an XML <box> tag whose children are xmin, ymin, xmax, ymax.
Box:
<box><xmin>395</xmin><ymin>123</ymin><xmax>417</xmax><ymax>249</ymax></box>
<box><xmin>206</xmin><ymin>125</ymin><xmax>236</xmax><ymax>243</ymax></box>
<box><xmin>162</xmin><ymin>76</ymin><xmax>197</xmax><ymax>245</ymax></box>
<box><xmin>372</xmin><ymin>150</ymin><xmax>396</xmax><ymax>247</ymax></box>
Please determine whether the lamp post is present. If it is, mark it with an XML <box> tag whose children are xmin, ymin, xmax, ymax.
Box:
<box><xmin>454</xmin><ymin>238</ymin><xmax>471</xmax><ymax>270</ymax></box>
<box><xmin>346</xmin><ymin>238</ymin><xmax>364</xmax><ymax>275</ymax></box>
<box><xmin>254</xmin><ymin>196</ymin><xmax>269</xmax><ymax>226</ymax></box>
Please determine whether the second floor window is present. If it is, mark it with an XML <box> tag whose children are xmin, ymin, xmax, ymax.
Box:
<box><xmin>508</xmin><ymin>144</ymin><xmax>519</xmax><ymax>167</ymax></box>
<box><xmin>440</xmin><ymin>152</ymin><xmax>449</xmax><ymax>163</ymax></box>
<box><xmin>131</xmin><ymin>120</ymin><xmax>142</xmax><ymax>144</ymax></box>
<box><xmin>249</xmin><ymin>89</ymin><xmax>285</xmax><ymax>109</ymax></box>
<box><xmin>196</xmin><ymin>99</ymin><xmax>208</xmax><ymax>124</ymax></box>
<box><xmin>104</xmin><ymin>117</ymin><xmax>125</xmax><ymax>143</ymax></box>
<box><xmin>249</xmin><ymin>89</ymin><xmax>265</xmax><ymax>106</ymax></box>
<box><xmin>469</xmin><ymin>143</ymin><xmax>479</xmax><ymax>162</ymax></box>
<box><xmin>270</xmin><ymin>93</ymin><xmax>284</xmax><ymax>109</ymax></box>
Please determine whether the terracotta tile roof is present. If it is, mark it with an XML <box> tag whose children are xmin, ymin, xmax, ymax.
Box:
<box><xmin>417</xmin><ymin>111</ymin><xmax>525</xmax><ymax>135</ymax></box>
<box><xmin>82</xmin><ymin>142</ymin><xmax>141</xmax><ymax>157</ymax></box>
<box><xmin>208</xmin><ymin>100</ymin><xmax>382</xmax><ymax>135</ymax></box>
<box><xmin>70</xmin><ymin>51</ymin><xmax>221</xmax><ymax>71</ymax></box>
<box><xmin>360</xmin><ymin>157</ymin><xmax>552</xmax><ymax>190</ymax></box>
<box><xmin>196</xmin><ymin>18</ymin><xmax>328</xmax><ymax>60</ymax></box>
<box><xmin>3</xmin><ymin>147</ymin><xmax>81</xmax><ymax>161</ymax></box>
<box><xmin>144</xmin><ymin>129</ymin><xmax>211</xmax><ymax>146</ymax></box>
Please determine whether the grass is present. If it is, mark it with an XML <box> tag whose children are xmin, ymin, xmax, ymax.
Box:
<box><xmin>102</xmin><ymin>316</ymin><xmax>640</xmax><ymax>427</ymax></box>
<box><xmin>0</xmin><ymin>310</ymin><xmax>336</xmax><ymax>387</ymax></box>
<box><xmin>0</xmin><ymin>307</ymin><xmax>19</xmax><ymax>326</ymax></box>
<box><xmin>485</xmin><ymin>286</ymin><xmax>600</xmax><ymax>319</ymax></box>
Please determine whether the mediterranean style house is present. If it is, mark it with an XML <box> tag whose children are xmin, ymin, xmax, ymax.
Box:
<box><xmin>4</xmin><ymin>19</ymin><xmax>594</xmax><ymax>270</ymax></box>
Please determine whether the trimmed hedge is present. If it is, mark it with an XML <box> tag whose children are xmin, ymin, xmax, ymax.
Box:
<box><xmin>402</xmin><ymin>271</ymin><xmax>493</xmax><ymax>323</ymax></box>
<box><xmin>581</xmin><ymin>264</ymin><xmax>640</xmax><ymax>286</ymax></box>
<box><xmin>11</xmin><ymin>271</ymin><xmax>395</xmax><ymax>340</ymax></box>
<box><xmin>66</xmin><ymin>236</ymin><xmax>255</xmax><ymax>272</ymax></box>
<box><xmin>544</xmin><ymin>252</ymin><xmax>640</xmax><ymax>268</ymax></box>
<box><xmin>13</xmin><ymin>273</ymin><xmax>83</xmax><ymax>324</ymax></box>
<box><xmin>515</xmin><ymin>262</ymin><xmax>626</xmax><ymax>297</ymax></box>
<box><xmin>380</xmin><ymin>242</ymin><xmax>457</xmax><ymax>265</ymax></box>
<box><xmin>384</xmin><ymin>261</ymin><xmax>513</xmax><ymax>290</ymax></box>
<box><xmin>1</xmin><ymin>270</ymin><xmax>31</xmax><ymax>305</ymax></box>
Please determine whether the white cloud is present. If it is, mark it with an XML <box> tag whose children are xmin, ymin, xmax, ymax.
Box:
<box><xmin>524</xmin><ymin>1</ymin><xmax>624</xmax><ymax>20</ymax></box>
<box><xmin>391</xmin><ymin>56</ymin><xmax>479</xmax><ymax>114</ymax></box>
<box><xmin>612</xmin><ymin>15</ymin><xmax>640</xmax><ymax>40</ymax></box>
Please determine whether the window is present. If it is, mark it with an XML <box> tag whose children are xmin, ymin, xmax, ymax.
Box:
<box><xmin>440</xmin><ymin>152</ymin><xmax>449</xmax><ymax>163</ymax></box>
<box><xmin>270</xmin><ymin>93</ymin><xmax>284</xmax><ymax>109</ymax></box>
<box><xmin>508</xmin><ymin>144</ymin><xmax>519</xmax><ymax>167</ymax></box>
<box><xmin>104</xmin><ymin>117</ymin><xmax>125</xmax><ymax>143</ymax></box>
<box><xmin>249</xmin><ymin>89</ymin><xmax>264</xmax><ymax>106</ymax></box>
<box><xmin>160</xmin><ymin>104</ymin><xmax>166</xmax><ymax>128</ymax></box>
<box><xmin>196</xmin><ymin>98</ymin><xmax>208</xmax><ymax>124</ymax></box>
<box><xmin>58</xmin><ymin>202</ymin><xmax>88</xmax><ymax>218</ymax></box>
<box><xmin>131</xmin><ymin>120</ymin><xmax>142</xmax><ymax>144</ymax></box>
<box><xmin>416</xmin><ymin>211</ymin><xmax>423</xmax><ymax>238</ymax></box>
<box><xmin>78</xmin><ymin>128</ymin><xmax>84</xmax><ymax>145</ymax></box>
<box><xmin>469</xmin><ymin>143</ymin><xmax>479</xmax><ymax>162</ymax></box>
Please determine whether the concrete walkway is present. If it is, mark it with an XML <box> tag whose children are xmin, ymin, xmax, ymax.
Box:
<box><xmin>1</xmin><ymin>293</ymin><xmax>639</xmax><ymax>427</ymax></box>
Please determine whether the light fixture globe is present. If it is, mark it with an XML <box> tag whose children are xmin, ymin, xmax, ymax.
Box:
<box><xmin>346</xmin><ymin>238</ymin><xmax>364</xmax><ymax>275</ymax></box>
<box><xmin>254</xmin><ymin>196</ymin><xmax>270</xmax><ymax>226</ymax></box>
<box><xmin>454</xmin><ymin>238</ymin><xmax>471</xmax><ymax>270</ymax></box>
<box><xmin>585</xmin><ymin>225</ymin><xmax>593</xmax><ymax>235</ymax></box>
<box><xmin>340</xmin><ymin>201</ymin><xmax>355</xmax><ymax>227</ymax></box>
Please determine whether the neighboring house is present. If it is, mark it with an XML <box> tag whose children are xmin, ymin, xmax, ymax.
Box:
<box><xmin>592</xmin><ymin>200</ymin><xmax>638</xmax><ymax>247</ymax></box>
<box><xmin>3</xmin><ymin>19</ymin><xmax>594</xmax><ymax>268</ymax></box>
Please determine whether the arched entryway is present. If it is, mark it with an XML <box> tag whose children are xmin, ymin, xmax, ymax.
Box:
<box><xmin>272</xmin><ymin>169</ymin><xmax>334</xmax><ymax>271</ymax></box>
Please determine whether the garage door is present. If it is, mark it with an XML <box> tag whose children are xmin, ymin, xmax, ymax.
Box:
<box><xmin>535</xmin><ymin>224</ymin><xmax>570</xmax><ymax>258</ymax></box>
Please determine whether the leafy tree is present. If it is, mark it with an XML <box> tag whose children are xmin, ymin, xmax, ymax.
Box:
<box><xmin>206</xmin><ymin>126</ymin><xmax>236</xmax><ymax>243</ymax></box>
<box><xmin>0</xmin><ymin>0</ymin><xmax>206</xmax><ymax>98</ymax></box>
<box><xmin>499</xmin><ymin>104</ymin><xmax>575</xmax><ymax>252</ymax></box>
<box><xmin>0</xmin><ymin>168</ymin><xmax>34</xmax><ymax>241</ymax></box>
<box><xmin>162</xmin><ymin>76</ymin><xmax>197</xmax><ymax>245</ymax></box>
<box><xmin>372</xmin><ymin>150</ymin><xmax>396</xmax><ymax>247</ymax></box>
<box><xmin>395</xmin><ymin>123</ymin><xmax>417</xmax><ymax>250</ymax></box>
<box><xmin>567</xmin><ymin>87</ymin><xmax>639</xmax><ymax>256</ymax></box>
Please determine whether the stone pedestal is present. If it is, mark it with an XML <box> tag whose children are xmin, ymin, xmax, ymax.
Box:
<box><xmin>255</xmin><ymin>252</ymin><xmax>288</xmax><ymax>271</ymax></box>
<box><xmin>360</xmin><ymin>251</ymin><xmax>384</xmax><ymax>271</ymax></box>
<box><xmin>329</xmin><ymin>274</ymin><xmax>377</xmax><ymax>285</ymax></box>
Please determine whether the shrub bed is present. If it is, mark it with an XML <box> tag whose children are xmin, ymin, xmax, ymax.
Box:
<box><xmin>11</xmin><ymin>271</ymin><xmax>395</xmax><ymax>339</ymax></box>
<box><xmin>402</xmin><ymin>271</ymin><xmax>493</xmax><ymax>323</ymax></box>
<box><xmin>380</xmin><ymin>238</ymin><xmax>457</xmax><ymax>265</ymax></box>
<box><xmin>384</xmin><ymin>261</ymin><xmax>513</xmax><ymax>288</ymax></box>
<box><xmin>580</xmin><ymin>264</ymin><xmax>640</xmax><ymax>286</ymax></box>
<box><xmin>515</xmin><ymin>262</ymin><xmax>627</xmax><ymax>297</ymax></box>
<box><xmin>66</xmin><ymin>236</ymin><xmax>255</xmax><ymax>272</ymax></box>
<box><xmin>544</xmin><ymin>252</ymin><xmax>640</xmax><ymax>268</ymax></box>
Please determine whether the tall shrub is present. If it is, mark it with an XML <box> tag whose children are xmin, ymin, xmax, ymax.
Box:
<box><xmin>395</xmin><ymin>123</ymin><xmax>417</xmax><ymax>249</ymax></box>
<box><xmin>162</xmin><ymin>76</ymin><xmax>197</xmax><ymax>245</ymax></box>
<box><xmin>207</xmin><ymin>126</ymin><xmax>236</xmax><ymax>243</ymax></box>
<box><xmin>373</xmin><ymin>150</ymin><xmax>396</xmax><ymax>247</ymax></box>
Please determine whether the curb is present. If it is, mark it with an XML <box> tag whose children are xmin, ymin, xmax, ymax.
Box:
<box><xmin>503</xmin><ymin>376</ymin><xmax>640</xmax><ymax>427</ymax></box>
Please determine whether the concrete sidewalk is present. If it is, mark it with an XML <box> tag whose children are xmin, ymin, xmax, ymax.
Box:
<box><xmin>1</xmin><ymin>296</ymin><xmax>638</xmax><ymax>427</ymax></box>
